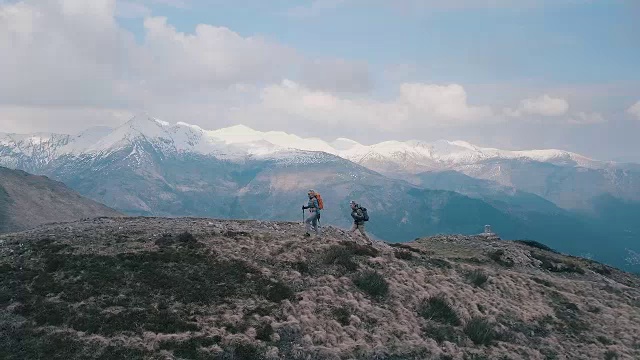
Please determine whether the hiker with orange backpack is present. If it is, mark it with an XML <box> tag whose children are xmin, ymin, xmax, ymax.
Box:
<box><xmin>302</xmin><ymin>189</ymin><xmax>322</xmax><ymax>237</ymax></box>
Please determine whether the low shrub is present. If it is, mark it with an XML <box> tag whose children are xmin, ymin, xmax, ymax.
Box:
<box><xmin>177</xmin><ymin>231</ymin><xmax>196</xmax><ymax>243</ymax></box>
<box><xmin>515</xmin><ymin>240</ymin><xmax>556</xmax><ymax>253</ymax></box>
<box><xmin>341</xmin><ymin>241</ymin><xmax>379</xmax><ymax>257</ymax></box>
<box><xmin>323</xmin><ymin>242</ymin><xmax>380</xmax><ymax>272</ymax></box>
<box><xmin>394</xmin><ymin>250</ymin><xmax>413</xmax><ymax>260</ymax></box>
<box><xmin>464</xmin><ymin>316</ymin><xmax>496</xmax><ymax>346</ymax></box>
<box><xmin>532</xmin><ymin>253</ymin><xmax>585</xmax><ymax>274</ymax></box>
<box><xmin>592</xmin><ymin>265</ymin><xmax>612</xmax><ymax>276</ymax></box>
<box><xmin>604</xmin><ymin>350</ymin><xmax>618</xmax><ymax>360</ymax></box>
<box><xmin>424</xmin><ymin>324</ymin><xmax>463</xmax><ymax>344</ymax></box>
<box><xmin>332</xmin><ymin>306</ymin><xmax>351</xmax><ymax>326</ymax></box>
<box><xmin>418</xmin><ymin>295</ymin><xmax>461</xmax><ymax>326</ymax></box>
<box><xmin>487</xmin><ymin>249</ymin><xmax>514</xmax><ymax>268</ymax></box>
<box><xmin>353</xmin><ymin>271</ymin><xmax>389</xmax><ymax>299</ymax></box>
<box><xmin>263</xmin><ymin>281</ymin><xmax>295</xmax><ymax>303</ymax></box>
<box><xmin>323</xmin><ymin>246</ymin><xmax>358</xmax><ymax>271</ymax></box>
<box><xmin>549</xmin><ymin>292</ymin><xmax>589</xmax><ymax>334</ymax></box>
<box><xmin>428</xmin><ymin>258</ymin><xmax>452</xmax><ymax>269</ymax></box>
<box><xmin>292</xmin><ymin>261</ymin><xmax>311</xmax><ymax>274</ymax></box>
<box><xmin>597</xmin><ymin>336</ymin><xmax>613</xmax><ymax>345</ymax></box>
<box><xmin>256</xmin><ymin>324</ymin><xmax>274</xmax><ymax>342</ymax></box>
<box><xmin>532</xmin><ymin>277</ymin><xmax>554</xmax><ymax>287</ymax></box>
<box><xmin>466</xmin><ymin>270</ymin><xmax>489</xmax><ymax>288</ymax></box>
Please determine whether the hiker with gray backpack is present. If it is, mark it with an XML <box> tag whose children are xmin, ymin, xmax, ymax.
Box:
<box><xmin>349</xmin><ymin>200</ymin><xmax>371</xmax><ymax>245</ymax></box>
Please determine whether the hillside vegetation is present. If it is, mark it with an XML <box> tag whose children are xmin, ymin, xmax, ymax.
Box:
<box><xmin>1</xmin><ymin>217</ymin><xmax>639</xmax><ymax>359</ymax></box>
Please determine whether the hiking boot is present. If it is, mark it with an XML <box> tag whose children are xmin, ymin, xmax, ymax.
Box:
<box><xmin>304</xmin><ymin>232</ymin><xmax>311</xmax><ymax>237</ymax></box>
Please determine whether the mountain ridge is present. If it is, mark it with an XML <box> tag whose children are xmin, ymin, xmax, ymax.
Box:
<box><xmin>1</xmin><ymin>217</ymin><xmax>638</xmax><ymax>359</ymax></box>
<box><xmin>0</xmin><ymin>166</ymin><xmax>122</xmax><ymax>234</ymax></box>
<box><xmin>1</xmin><ymin>114</ymin><xmax>622</xmax><ymax>168</ymax></box>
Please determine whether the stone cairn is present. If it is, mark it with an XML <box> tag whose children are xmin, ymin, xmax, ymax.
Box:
<box><xmin>479</xmin><ymin>224</ymin><xmax>501</xmax><ymax>240</ymax></box>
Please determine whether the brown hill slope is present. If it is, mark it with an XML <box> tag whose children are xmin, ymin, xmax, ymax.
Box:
<box><xmin>0</xmin><ymin>167</ymin><xmax>122</xmax><ymax>234</ymax></box>
<box><xmin>1</xmin><ymin>217</ymin><xmax>639</xmax><ymax>359</ymax></box>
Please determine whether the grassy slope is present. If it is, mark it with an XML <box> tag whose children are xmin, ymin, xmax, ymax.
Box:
<box><xmin>1</xmin><ymin>217</ymin><xmax>639</xmax><ymax>360</ymax></box>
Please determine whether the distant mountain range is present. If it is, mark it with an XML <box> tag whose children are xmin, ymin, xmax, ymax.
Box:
<box><xmin>0</xmin><ymin>166</ymin><xmax>121</xmax><ymax>234</ymax></box>
<box><xmin>1</xmin><ymin>114</ymin><xmax>638</xmax><ymax>272</ymax></box>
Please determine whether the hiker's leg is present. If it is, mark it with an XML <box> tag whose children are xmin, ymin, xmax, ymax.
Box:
<box><xmin>312</xmin><ymin>216</ymin><xmax>318</xmax><ymax>234</ymax></box>
<box><xmin>358</xmin><ymin>224</ymin><xmax>371</xmax><ymax>242</ymax></box>
<box><xmin>305</xmin><ymin>214</ymin><xmax>314</xmax><ymax>233</ymax></box>
<box><xmin>349</xmin><ymin>223</ymin><xmax>357</xmax><ymax>233</ymax></box>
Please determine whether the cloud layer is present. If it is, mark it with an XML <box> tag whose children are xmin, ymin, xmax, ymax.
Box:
<box><xmin>0</xmin><ymin>0</ymin><xmax>496</xmax><ymax>133</ymax></box>
<box><xmin>504</xmin><ymin>94</ymin><xmax>569</xmax><ymax>117</ymax></box>
<box><xmin>0</xmin><ymin>0</ymin><xmax>636</xmax><ymax>163</ymax></box>
<box><xmin>628</xmin><ymin>101</ymin><xmax>640</xmax><ymax>120</ymax></box>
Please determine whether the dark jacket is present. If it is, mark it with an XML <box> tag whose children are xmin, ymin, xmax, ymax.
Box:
<box><xmin>351</xmin><ymin>207</ymin><xmax>365</xmax><ymax>225</ymax></box>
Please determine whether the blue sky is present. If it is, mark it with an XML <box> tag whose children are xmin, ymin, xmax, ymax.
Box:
<box><xmin>119</xmin><ymin>0</ymin><xmax>639</xmax><ymax>83</ymax></box>
<box><xmin>1</xmin><ymin>0</ymin><xmax>639</xmax><ymax>161</ymax></box>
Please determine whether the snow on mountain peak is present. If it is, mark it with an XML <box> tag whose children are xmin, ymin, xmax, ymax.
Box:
<box><xmin>208</xmin><ymin>124</ymin><xmax>266</xmax><ymax>144</ymax></box>
<box><xmin>330</xmin><ymin>138</ymin><xmax>363</xmax><ymax>151</ymax></box>
<box><xmin>449</xmin><ymin>140</ymin><xmax>482</xmax><ymax>151</ymax></box>
<box><xmin>0</xmin><ymin>114</ymin><xmax>607</xmax><ymax>170</ymax></box>
<box><xmin>175</xmin><ymin>122</ymin><xmax>203</xmax><ymax>131</ymax></box>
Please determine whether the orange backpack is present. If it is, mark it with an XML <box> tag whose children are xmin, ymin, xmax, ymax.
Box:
<box><xmin>314</xmin><ymin>193</ymin><xmax>324</xmax><ymax>210</ymax></box>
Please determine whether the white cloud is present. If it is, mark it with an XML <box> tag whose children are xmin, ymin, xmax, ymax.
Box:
<box><xmin>138</xmin><ymin>16</ymin><xmax>298</xmax><ymax>93</ymax></box>
<box><xmin>242</xmin><ymin>80</ymin><xmax>494</xmax><ymax>132</ymax></box>
<box><xmin>627</xmin><ymin>100</ymin><xmax>640</xmax><ymax>120</ymax></box>
<box><xmin>0</xmin><ymin>0</ymin><xmax>139</xmax><ymax>107</ymax></box>
<box><xmin>0</xmin><ymin>0</ymin><xmax>370</xmax><ymax>110</ymax></box>
<box><xmin>0</xmin><ymin>0</ymin><xmax>619</xmax><ymax>144</ymax></box>
<box><xmin>399</xmin><ymin>83</ymin><xmax>493</xmax><ymax>121</ymax></box>
<box><xmin>505</xmin><ymin>94</ymin><xmax>569</xmax><ymax>117</ymax></box>
<box><xmin>568</xmin><ymin>112</ymin><xmax>605</xmax><ymax>125</ymax></box>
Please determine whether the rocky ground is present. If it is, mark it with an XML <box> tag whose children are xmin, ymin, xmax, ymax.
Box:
<box><xmin>1</xmin><ymin>217</ymin><xmax>639</xmax><ymax>359</ymax></box>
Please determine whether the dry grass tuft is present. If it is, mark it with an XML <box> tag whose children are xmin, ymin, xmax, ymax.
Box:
<box><xmin>394</xmin><ymin>249</ymin><xmax>414</xmax><ymax>260</ymax></box>
<box><xmin>353</xmin><ymin>271</ymin><xmax>389</xmax><ymax>299</ymax></box>
<box><xmin>487</xmin><ymin>249</ymin><xmax>514</xmax><ymax>268</ymax></box>
<box><xmin>532</xmin><ymin>252</ymin><xmax>585</xmax><ymax>274</ymax></box>
<box><xmin>463</xmin><ymin>316</ymin><xmax>497</xmax><ymax>346</ymax></box>
<box><xmin>515</xmin><ymin>240</ymin><xmax>556</xmax><ymax>253</ymax></box>
<box><xmin>604</xmin><ymin>350</ymin><xmax>619</xmax><ymax>360</ymax></box>
<box><xmin>465</xmin><ymin>269</ymin><xmax>489</xmax><ymax>288</ymax></box>
<box><xmin>331</xmin><ymin>306</ymin><xmax>351</xmax><ymax>326</ymax></box>
<box><xmin>423</xmin><ymin>324</ymin><xmax>464</xmax><ymax>344</ymax></box>
<box><xmin>322</xmin><ymin>241</ymin><xmax>379</xmax><ymax>272</ymax></box>
<box><xmin>418</xmin><ymin>295</ymin><xmax>461</xmax><ymax>326</ymax></box>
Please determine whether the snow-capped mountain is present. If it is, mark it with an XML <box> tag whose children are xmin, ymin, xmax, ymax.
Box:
<box><xmin>1</xmin><ymin>114</ymin><xmax>638</xmax><ymax>211</ymax></box>
<box><xmin>0</xmin><ymin>114</ymin><xmax>338</xmax><ymax>168</ymax></box>
<box><xmin>0</xmin><ymin>113</ymin><xmax>609</xmax><ymax>170</ymax></box>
